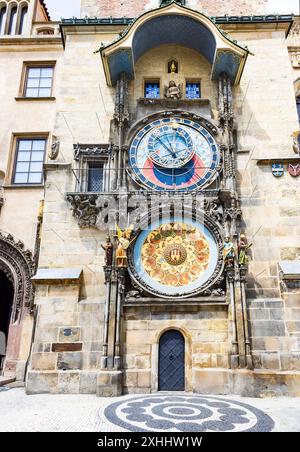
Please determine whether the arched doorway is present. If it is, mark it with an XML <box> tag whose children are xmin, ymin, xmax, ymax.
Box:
<box><xmin>158</xmin><ymin>330</ymin><xmax>185</xmax><ymax>391</ymax></box>
<box><xmin>0</xmin><ymin>271</ymin><xmax>14</xmax><ymax>373</ymax></box>
<box><xmin>0</xmin><ymin>232</ymin><xmax>35</xmax><ymax>378</ymax></box>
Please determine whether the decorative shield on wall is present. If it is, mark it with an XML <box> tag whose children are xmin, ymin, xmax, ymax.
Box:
<box><xmin>288</xmin><ymin>163</ymin><xmax>300</xmax><ymax>177</ymax></box>
<box><xmin>271</xmin><ymin>164</ymin><xmax>284</xmax><ymax>178</ymax></box>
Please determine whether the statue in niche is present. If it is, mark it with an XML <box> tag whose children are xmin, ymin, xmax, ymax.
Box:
<box><xmin>165</xmin><ymin>81</ymin><xmax>183</xmax><ymax>99</ymax></box>
<box><xmin>116</xmin><ymin>224</ymin><xmax>135</xmax><ymax>268</ymax></box>
<box><xmin>101</xmin><ymin>237</ymin><xmax>114</xmax><ymax>267</ymax></box>
<box><xmin>238</xmin><ymin>233</ymin><xmax>252</xmax><ymax>266</ymax></box>
<box><xmin>223</xmin><ymin>237</ymin><xmax>235</xmax><ymax>267</ymax></box>
<box><xmin>168</xmin><ymin>59</ymin><xmax>179</xmax><ymax>75</ymax></box>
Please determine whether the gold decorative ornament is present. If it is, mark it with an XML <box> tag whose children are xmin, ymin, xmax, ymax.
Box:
<box><xmin>164</xmin><ymin>244</ymin><xmax>187</xmax><ymax>266</ymax></box>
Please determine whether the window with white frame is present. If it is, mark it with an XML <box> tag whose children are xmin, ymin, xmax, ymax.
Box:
<box><xmin>13</xmin><ymin>138</ymin><xmax>46</xmax><ymax>185</ymax></box>
<box><xmin>24</xmin><ymin>66</ymin><xmax>54</xmax><ymax>98</ymax></box>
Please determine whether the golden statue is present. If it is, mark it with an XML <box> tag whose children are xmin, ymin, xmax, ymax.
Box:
<box><xmin>116</xmin><ymin>224</ymin><xmax>135</xmax><ymax>268</ymax></box>
<box><xmin>238</xmin><ymin>234</ymin><xmax>253</xmax><ymax>266</ymax></box>
<box><xmin>170</xmin><ymin>60</ymin><xmax>177</xmax><ymax>75</ymax></box>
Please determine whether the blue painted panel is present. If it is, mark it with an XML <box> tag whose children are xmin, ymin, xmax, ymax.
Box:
<box><xmin>133</xmin><ymin>15</ymin><xmax>216</xmax><ymax>64</ymax></box>
<box><xmin>212</xmin><ymin>50</ymin><xmax>242</xmax><ymax>82</ymax></box>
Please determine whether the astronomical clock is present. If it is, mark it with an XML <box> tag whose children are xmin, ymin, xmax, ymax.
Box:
<box><xmin>127</xmin><ymin>115</ymin><xmax>224</xmax><ymax>298</ymax></box>
<box><xmin>129</xmin><ymin>117</ymin><xmax>220</xmax><ymax>191</ymax></box>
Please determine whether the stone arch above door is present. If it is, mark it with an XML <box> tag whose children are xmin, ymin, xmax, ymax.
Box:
<box><xmin>0</xmin><ymin>232</ymin><xmax>35</xmax><ymax>323</ymax></box>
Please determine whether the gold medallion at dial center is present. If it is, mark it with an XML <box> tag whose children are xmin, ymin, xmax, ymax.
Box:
<box><xmin>164</xmin><ymin>244</ymin><xmax>188</xmax><ymax>266</ymax></box>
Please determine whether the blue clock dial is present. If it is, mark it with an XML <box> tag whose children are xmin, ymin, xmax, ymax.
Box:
<box><xmin>129</xmin><ymin>117</ymin><xmax>220</xmax><ymax>191</ymax></box>
<box><xmin>148</xmin><ymin>125</ymin><xmax>194</xmax><ymax>168</ymax></box>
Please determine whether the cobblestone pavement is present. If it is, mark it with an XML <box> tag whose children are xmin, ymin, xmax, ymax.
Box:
<box><xmin>0</xmin><ymin>388</ymin><xmax>299</xmax><ymax>432</ymax></box>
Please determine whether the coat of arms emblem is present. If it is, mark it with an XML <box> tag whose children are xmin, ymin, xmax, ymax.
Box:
<box><xmin>288</xmin><ymin>163</ymin><xmax>300</xmax><ymax>177</ymax></box>
<box><xmin>271</xmin><ymin>164</ymin><xmax>284</xmax><ymax>177</ymax></box>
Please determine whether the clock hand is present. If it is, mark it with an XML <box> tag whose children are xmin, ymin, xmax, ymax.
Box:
<box><xmin>165</xmin><ymin>134</ymin><xmax>177</xmax><ymax>157</ymax></box>
<box><xmin>156</xmin><ymin>136</ymin><xmax>175</xmax><ymax>157</ymax></box>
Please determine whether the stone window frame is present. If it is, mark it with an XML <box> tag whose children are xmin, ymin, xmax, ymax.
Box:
<box><xmin>5</xmin><ymin>132</ymin><xmax>49</xmax><ymax>188</ymax></box>
<box><xmin>76</xmin><ymin>155</ymin><xmax>108</xmax><ymax>193</ymax></box>
<box><xmin>16</xmin><ymin>60</ymin><xmax>57</xmax><ymax>101</ymax></box>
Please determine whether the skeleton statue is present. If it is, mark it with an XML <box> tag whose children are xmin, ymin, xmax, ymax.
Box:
<box><xmin>165</xmin><ymin>81</ymin><xmax>182</xmax><ymax>99</ymax></box>
<box><xmin>101</xmin><ymin>237</ymin><xmax>114</xmax><ymax>267</ymax></box>
<box><xmin>238</xmin><ymin>233</ymin><xmax>253</xmax><ymax>266</ymax></box>
<box><xmin>223</xmin><ymin>237</ymin><xmax>235</xmax><ymax>267</ymax></box>
<box><xmin>116</xmin><ymin>224</ymin><xmax>135</xmax><ymax>268</ymax></box>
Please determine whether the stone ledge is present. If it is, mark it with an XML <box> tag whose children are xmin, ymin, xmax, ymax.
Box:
<box><xmin>32</xmin><ymin>268</ymin><xmax>83</xmax><ymax>285</ymax></box>
<box><xmin>279</xmin><ymin>261</ymin><xmax>300</xmax><ymax>280</ymax></box>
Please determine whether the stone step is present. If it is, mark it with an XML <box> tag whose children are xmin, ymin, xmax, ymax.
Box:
<box><xmin>6</xmin><ymin>381</ymin><xmax>25</xmax><ymax>388</ymax></box>
<box><xmin>0</xmin><ymin>377</ymin><xmax>16</xmax><ymax>387</ymax></box>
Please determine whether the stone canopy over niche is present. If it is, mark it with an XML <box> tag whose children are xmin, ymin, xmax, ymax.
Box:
<box><xmin>81</xmin><ymin>0</ymin><xmax>267</xmax><ymax>19</ymax></box>
<box><xmin>101</xmin><ymin>3</ymin><xmax>249</xmax><ymax>86</ymax></box>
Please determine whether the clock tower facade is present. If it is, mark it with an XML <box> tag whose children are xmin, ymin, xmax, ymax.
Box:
<box><xmin>23</xmin><ymin>1</ymin><xmax>300</xmax><ymax>397</ymax></box>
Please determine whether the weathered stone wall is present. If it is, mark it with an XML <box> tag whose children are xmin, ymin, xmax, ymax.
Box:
<box><xmin>233</xmin><ymin>30</ymin><xmax>299</xmax><ymax>298</ymax></box>
<box><xmin>0</xmin><ymin>44</ymin><xmax>62</xmax><ymax>250</ymax></box>
<box><xmin>27</xmin><ymin>167</ymin><xmax>106</xmax><ymax>394</ymax></box>
<box><xmin>80</xmin><ymin>0</ymin><xmax>267</xmax><ymax>19</ymax></box>
<box><xmin>123</xmin><ymin>305</ymin><xmax>229</xmax><ymax>394</ymax></box>
<box><xmin>247</xmin><ymin>291</ymin><xmax>300</xmax><ymax>372</ymax></box>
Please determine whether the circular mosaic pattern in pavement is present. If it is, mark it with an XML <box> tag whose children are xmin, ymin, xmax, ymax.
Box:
<box><xmin>104</xmin><ymin>395</ymin><xmax>275</xmax><ymax>432</ymax></box>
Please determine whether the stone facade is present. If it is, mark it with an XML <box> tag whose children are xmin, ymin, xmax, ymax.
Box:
<box><xmin>0</xmin><ymin>1</ymin><xmax>300</xmax><ymax>397</ymax></box>
<box><xmin>81</xmin><ymin>0</ymin><xmax>267</xmax><ymax>18</ymax></box>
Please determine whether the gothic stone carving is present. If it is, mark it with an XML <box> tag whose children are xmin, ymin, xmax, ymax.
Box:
<box><xmin>74</xmin><ymin>144</ymin><xmax>112</xmax><ymax>161</ymax></box>
<box><xmin>0</xmin><ymin>232</ymin><xmax>35</xmax><ymax>321</ymax></box>
<box><xmin>66</xmin><ymin>194</ymin><xmax>101</xmax><ymax>228</ymax></box>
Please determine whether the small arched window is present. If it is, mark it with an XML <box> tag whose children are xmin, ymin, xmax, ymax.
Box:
<box><xmin>18</xmin><ymin>5</ymin><xmax>28</xmax><ymax>35</ymax></box>
<box><xmin>8</xmin><ymin>6</ymin><xmax>17</xmax><ymax>35</ymax></box>
<box><xmin>37</xmin><ymin>28</ymin><xmax>54</xmax><ymax>35</ymax></box>
<box><xmin>0</xmin><ymin>6</ymin><xmax>7</xmax><ymax>35</ymax></box>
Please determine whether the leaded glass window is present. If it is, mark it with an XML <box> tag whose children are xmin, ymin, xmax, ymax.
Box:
<box><xmin>145</xmin><ymin>81</ymin><xmax>160</xmax><ymax>99</ymax></box>
<box><xmin>186</xmin><ymin>82</ymin><xmax>201</xmax><ymax>99</ymax></box>
<box><xmin>88</xmin><ymin>164</ymin><xmax>104</xmax><ymax>192</ymax></box>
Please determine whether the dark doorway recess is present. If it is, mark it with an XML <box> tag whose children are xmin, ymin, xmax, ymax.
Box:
<box><xmin>0</xmin><ymin>271</ymin><xmax>14</xmax><ymax>371</ymax></box>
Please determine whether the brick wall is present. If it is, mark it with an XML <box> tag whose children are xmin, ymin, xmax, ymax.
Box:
<box><xmin>80</xmin><ymin>0</ymin><xmax>267</xmax><ymax>19</ymax></box>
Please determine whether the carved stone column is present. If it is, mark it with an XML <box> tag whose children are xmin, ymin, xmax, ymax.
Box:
<box><xmin>114</xmin><ymin>72</ymin><xmax>129</xmax><ymax>190</ymax></box>
<box><xmin>114</xmin><ymin>268</ymin><xmax>126</xmax><ymax>370</ymax></box>
<box><xmin>240</xmin><ymin>266</ymin><xmax>253</xmax><ymax>369</ymax></box>
<box><xmin>227</xmin><ymin>267</ymin><xmax>239</xmax><ymax>369</ymax></box>
<box><xmin>101</xmin><ymin>266</ymin><xmax>112</xmax><ymax>369</ymax></box>
<box><xmin>219</xmin><ymin>72</ymin><xmax>252</xmax><ymax>369</ymax></box>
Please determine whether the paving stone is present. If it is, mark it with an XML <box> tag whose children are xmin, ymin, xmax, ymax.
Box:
<box><xmin>0</xmin><ymin>389</ymin><xmax>299</xmax><ymax>432</ymax></box>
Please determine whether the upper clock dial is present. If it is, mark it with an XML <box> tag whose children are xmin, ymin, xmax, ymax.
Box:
<box><xmin>129</xmin><ymin>117</ymin><xmax>220</xmax><ymax>191</ymax></box>
<box><xmin>148</xmin><ymin>124</ymin><xmax>195</xmax><ymax>168</ymax></box>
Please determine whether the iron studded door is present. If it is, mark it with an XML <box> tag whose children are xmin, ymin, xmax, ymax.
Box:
<box><xmin>158</xmin><ymin>330</ymin><xmax>185</xmax><ymax>391</ymax></box>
